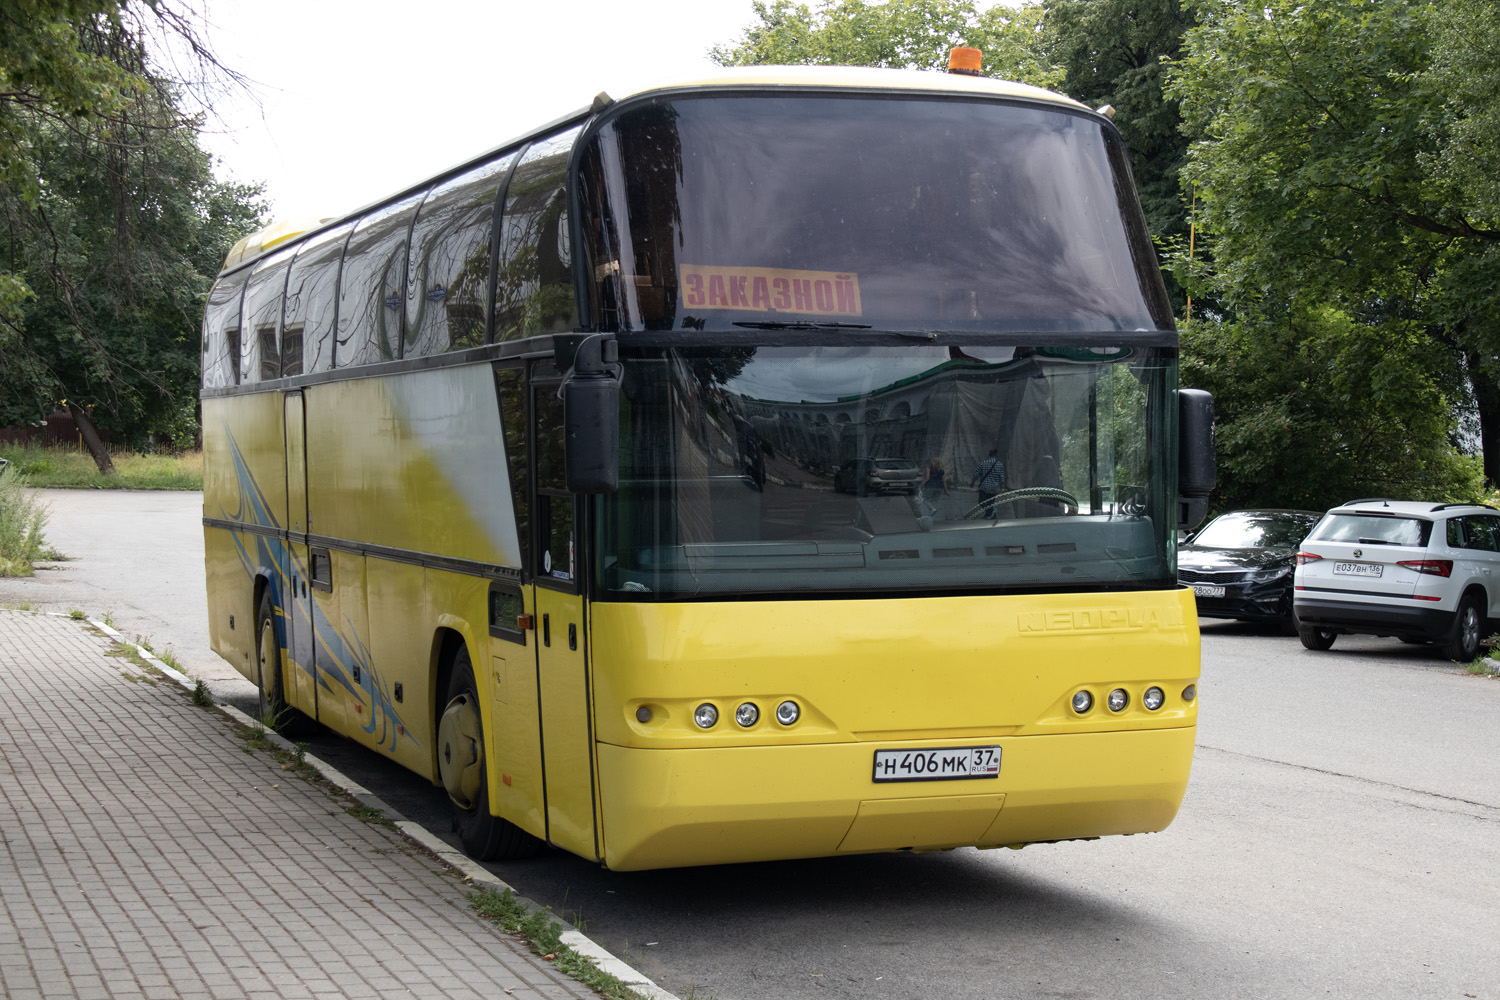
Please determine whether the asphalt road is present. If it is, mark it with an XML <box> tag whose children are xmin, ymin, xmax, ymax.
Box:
<box><xmin>5</xmin><ymin>489</ymin><xmax>1499</xmax><ymax>1000</ymax></box>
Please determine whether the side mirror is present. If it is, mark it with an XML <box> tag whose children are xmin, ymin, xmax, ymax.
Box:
<box><xmin>1178</xmin><ymin>388</ymin><xmax>1215</xmax><ymax>532</ymax></box>
<box><xmin>561</xmin><ymin>334</ymin><xmax>620</xmax><ymax>494</ymax></box>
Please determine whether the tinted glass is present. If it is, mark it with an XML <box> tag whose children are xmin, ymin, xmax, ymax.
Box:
<box><xmin>406</xmin><ymin>154</ymin><xmax>516</xmax><ymax>356</ymax></box>
<box><xmin>495</xmin><ymin>367</ymin><xmax>529</xmax><ymax>569</ymax></box>
<box><xmin>202</xmin><ymin>271</ymin><xmax>248</xmax><ymax>388</ymax></box>
<box><xmin>1192</xmin><ymin>512</ymin><xmax>1318</xmax><ymax>549</ymax></box>
<box><xmin>241</xmin><ymin>248</ymin><xmax>296</xmax><ymax>382</ymax></box>
<box><xmin>495</xmin><ymin>130</ymin><xmax>580</xmax><ymax>340</ymax></box>
<box><xmin>284</xmin><ymin>222</ymin><xmax>353</xmax><ymax>375</ymax></box>
<box><xmin>581</xmin><ymin>96</ymin><xmax>1169</xmax><ymax>333</ymax></box>
<box><xmin>338</xmin><ymin>193</ymin><xmax>423</xmax><ymax>367</ymax></box>
<box><xmin>1309</xmin><ymin>514</ymin><xmax>1432</xmax><ymax>547</ymax></box>
<box><xmin>594</xmin><ymin>344</ymin><xmax>1175</xmax><ymax>600</ymax></box>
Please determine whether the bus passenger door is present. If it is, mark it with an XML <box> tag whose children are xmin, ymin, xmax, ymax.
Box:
<box><xmin>283</xmin><ymin>391</ymin><xmax>316</xmax><ymax>716</ymax></box>
<box><xmin>531</xmin><ymin>380</ymin><xmax>599</xmax><ymax>860</ymax></box>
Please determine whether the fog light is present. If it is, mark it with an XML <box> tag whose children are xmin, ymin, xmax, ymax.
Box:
<box><xmin>736</xmin><ymin>702</ymin><xmax>759</xmax><ymax>727</ymax></box>
<box><xmin>635</xmin><ymin>706</ymin><xmax>652</xmax><ymax>723</ymax></box>
<box><xmin>776</xmin><ymin>700</ymin><xmax>800</xmax><ymax>725</ymax></box>
<box><xmin>1107</xmin><ymin>688</ymin><xmax>1129</xmax><ymax>712</ymax></box>
<box><xmin>694</xmin><ymin>703</ymin><xmax>718</xmax><ymax>729</ymax></box>
<box><xmin>1182</xmin><ymin>684</ymin><xmax>1197</xmax><ymax>703</ymax></box>
<box><xmin>1143</xmin><ymin>686</ymin><xmax>1165</xmax><ymax>711</ymax></box>
<box><xmin>1071</xmin><ymin>690</ymin><xmax>1093</xmax><ymax>714</ymax></box>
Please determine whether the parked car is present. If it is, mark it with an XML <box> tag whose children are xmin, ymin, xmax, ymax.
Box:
<box><xmin>833</xmin><ymin>458</ymin><xmax>921</xmax><ymax>495</ymax></box>
<box><xmin>1292</xmin><ymin>499</ymin><xmax>1500</xmax><ymax>659</ymax></box>
<box><xmin>1178</xmin><ymin>509</ymin><xmax>1322</xmax><ymax>630</ymax></box>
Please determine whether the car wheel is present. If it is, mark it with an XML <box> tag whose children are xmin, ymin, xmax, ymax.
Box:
<box><xmin>1297</xmin><ymin>623</ymin><xmax>1336</xmax><ymax>651</ymax></box>
<box><xmin>1440</xmin><ymin>594</ymin><xmax>1484</xmax><ymax>662</ymax></box>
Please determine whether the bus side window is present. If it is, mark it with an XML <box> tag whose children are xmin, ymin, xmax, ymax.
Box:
<box><xmin>202</xmin><ymin>272</ymin><xmax>248</xmax><ymax>388</ymax></box>
<box><xmin>405</xmin><ymin>153</ymin><xmax>516</xmax><ymax>357</ymax></box>
<box><xmin>241</xmin><ymin>247</ymin><xmax>296</xmax><ymax>383</ymax></box>
<box><xmin>338</xmin><ymin>193</ymin><xmax>424</xmax><ymax>368</ymax></box>
<box><xmin>488</xmin><ymin>581</ymin><xmax>527</xmax><ymax>644</ymax></box>
<box><xmin>284</xmin><ymin>221</ymin><xmax>353</xmax><ymax>375</ymax></box>
<box><xmin>495</xmin><ymin>128</ymin><xmax>581</xmax><ymax>341</ymax></box>
<box><xmin>495</xmin><ymin>367</ymin><xmax>530</xmax><ymax>571</ymax></box>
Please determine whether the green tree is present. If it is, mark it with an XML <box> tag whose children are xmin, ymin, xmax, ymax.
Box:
<box><xmin>1168</xmin><ymin>0</ymin><xmax>1500</xmax><ymax>493</ymax></box>
<box><xmin>711</xmin><ymin>0</ymin><xmax>1063</xmax><ymax>89</ymax></box>
<box><xmin>0</xmin><ymin>2</ymin><xmax>263</xmax><ymax>469</ymax></box>
<box><xmin>1044</xmin><ymin>0</ymin><xmax>1198</xmax><ymax>310</ymax></box>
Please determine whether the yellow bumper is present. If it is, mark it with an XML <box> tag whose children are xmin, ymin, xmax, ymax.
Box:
<box><xmin>596</xmin><ymin>725</ymin><xmax>1196</xmax><ymax>870</ymax></box>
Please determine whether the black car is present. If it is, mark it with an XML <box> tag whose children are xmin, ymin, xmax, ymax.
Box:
<box><xmin>1177</xmin><ymin>509</ymin><xmax>1323</xmax><ymax>629</ymax></box>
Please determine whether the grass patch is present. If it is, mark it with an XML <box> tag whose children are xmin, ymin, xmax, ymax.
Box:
<box><xmin>468</xmin><ymin>888</ymin><xmax>650</xmax><ymax>1000</ymax></box>
<box><xmin>0</xmin><ymin>467</ymin><xmax>55</xmax><ymax>575</ymax></box>
<box><xmin>0</xmin><ymin>444</ymin><xmax>202</xmax><ymax>490</ymax></box>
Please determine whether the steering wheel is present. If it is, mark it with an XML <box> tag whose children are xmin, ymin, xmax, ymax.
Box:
<box><xmin>961</xmin><ymin>487</ymin><xmax>1080</xmax><ymax>520</ymax></box>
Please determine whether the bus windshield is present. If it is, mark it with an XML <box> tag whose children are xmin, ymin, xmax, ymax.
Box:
<box><xmin>580</xmin><ymin>94</ymin><xmax>1171</xmax><ymax>334</ymax></box>
<box><xmin>594</xmin><ymin>344</ymin><xmax>1176</xmax><ymax>600</ymax></box>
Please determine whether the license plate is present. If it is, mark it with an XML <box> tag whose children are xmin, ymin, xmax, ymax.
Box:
<box><xmin>1193</xmin><ymin>584</ymin><xmax>1226</xmax><ymax>598</ymax></box>
<box><xmin>1333</xmin><ymin>562</ymin><xmax>1382</xmax><ymax>577</ymax></box>
<box><xmin>872</xmin><ymin>746</ymin><xmax>1001</xmax><ymax>783</ymax></box>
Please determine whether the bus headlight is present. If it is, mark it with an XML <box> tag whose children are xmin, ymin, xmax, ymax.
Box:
<box><xmin>1107</xmin><ymin>688</ymin><xmax>1129</xmax><ymax>712</ymax></box>
<box><xmin>776</xmin><ymin>700</ymin><xmax>800</xmax><ymax>725</ymax></box>
<box><xmin>1071</xmin><ymin>690</ymin><xmax>1093</xmax><ymax>714</ymax></box>
<box><xmin>735</xmin><ymin>702</ymin><xmax>759</xmax><ymax>727</ymax></box>
<box><xmin>694</xmin><ymin>703</ymin><xmax>718</xmax><ymax>729</ymax></box>
<box><xmin>1143</xmin><ymin>686</ymin><xmax>1165</xmax><ymax>711</ymax></box>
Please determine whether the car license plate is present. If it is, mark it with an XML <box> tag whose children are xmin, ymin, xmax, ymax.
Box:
<box><xmin>1333</xmin><ymin>562</ymin><xmax>1382</xmax><ymax>577</ymax></box>
<box><xmin>1193</xmin><ymin>584</ymin><xmax>1226</xmax><ymax>598</ymax></box>
<box><xmin>872</xmin><ymin>746</ymin><xmax>1001</xmax><ymax>783</ymax></box>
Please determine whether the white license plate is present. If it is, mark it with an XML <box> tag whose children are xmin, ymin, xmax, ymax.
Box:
<box><xmin>1333</xmin><ymin>562</ymin><xmax>1382</xmax><ymax>577</ymax></box>
<box><xmin>1193</xmin><ymin>584</ymin><xmax>1226</xmax><ymax>598</ymax></box>
<box><xmin>872</xmin><ymin>746</ymin><xmax>1001</xmax><ymax>783</ymax></box>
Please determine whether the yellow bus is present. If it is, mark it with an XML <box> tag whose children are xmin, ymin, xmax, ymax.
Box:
<box><xmin>201</xmin><ymin>54</ymin><xmax>1216</xmax><ymax>871</ymax></box>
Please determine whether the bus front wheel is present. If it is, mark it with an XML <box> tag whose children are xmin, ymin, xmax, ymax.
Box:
<box><xmin>438</xmin><ymin>646</ymin><xmax>542</xmax><ymax>861</ymax></box>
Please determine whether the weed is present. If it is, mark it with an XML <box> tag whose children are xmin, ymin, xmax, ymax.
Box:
<box><xmin>101</xmin><ymin>612</ymin><xmax>116</xmax><ymax>628</ymax></box>
<box><xmin>343</xmin><ymin>803</ymin><xmax>394</xmax><ymax>827</ymax></box>
<box><xmin>468</xmin><ymin>888</ymin><xmax>649</xmax><ymax>1000</ymax></box>
<box><xmin>0</xmin><ymin>469</ymin><xmax>50</xmax><ymax>576</ymax></box>
<box><xmin>1463</xmin><ymin>658</ymin><xmax>1499</xmax><ymax>677</ymax></box>
<box><xmin>191</xmin><ymin>679</ymin><xmax>213</xmax><ymax>706</ymax></box>
<box><xmin>156</xmin><ymin>647</ymin><xmax>184</xmax><ymax>672</ymax></box>
<box><xmin>68</xmin><ymin>609</ymin><xmax>86</xmax><ymax>620</ymax></box>
<box><xmin>237</xmin><ymin>721</ymin><xmax>276</xmax><ymax>753</ymax></box>
<box><xmin>3</xmin><ymin>601</ymin><xmax>35</xmax><ymax>611</ymax></box>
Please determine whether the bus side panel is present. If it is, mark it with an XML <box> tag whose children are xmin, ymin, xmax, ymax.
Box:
<box><xmin>303</xmin><ymin>366</ymin><xmax>520</xmax><ymax>568</ymax></box>
<box><xmin>203</xmin><ymin>392</ymin><xmax>290</xmax><ymax>680</ymax></box>
<box><xmin>482</xmin><ymin>600</ymin><xmax>548</xmax><ymax>843</ymax></box>
<box><xmin>204</xmin><ymin>526</ymin><xmax>256</xmax><ymax>682</ymax></box>
<box><xmin>354</xmin><ymin>558</ymin><xmax>430</xmax><ymax>775</ymax></box>
<box><xmin>312</xmin><ymin>549</ymin><xmax>368</xmax><ymax>738</ymax></box>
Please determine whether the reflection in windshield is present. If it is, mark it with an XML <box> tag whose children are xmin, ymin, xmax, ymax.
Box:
<box><xmin>595</xmin><ymin>345</ymin><xmax>1175</xmax><ymax>599</ymax></box>
<box><xmin>1192</xmin><ymin>513</ymin><xmax>1318</xmax><ymax>549</ymax></box>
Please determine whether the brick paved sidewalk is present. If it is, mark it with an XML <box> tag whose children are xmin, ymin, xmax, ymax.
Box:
<box><xmin>0</xmin><ymin>611</ymin><xmax>601</xmax><ymax>1000</ymax></box>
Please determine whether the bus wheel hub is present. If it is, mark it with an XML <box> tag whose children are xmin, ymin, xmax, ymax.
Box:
<box><xmin>437</xmin><ymin>694</ymin><xmax>482</xmax><ymax>809</ymax></box>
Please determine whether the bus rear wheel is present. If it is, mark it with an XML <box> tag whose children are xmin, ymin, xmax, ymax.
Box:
<box><xmin>254</xmin><ymin>589</ymin><xmax>315</xmax><ymax>736</ymax></box>
<box><xmin>438</xmin><ymin>646</ymin><xmax>542</xmax><ymax>861</ymax></box>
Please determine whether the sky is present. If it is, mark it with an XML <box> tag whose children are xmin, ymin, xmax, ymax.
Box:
<box><xmin>195</xmin><ymin>0</ymin><xmax>762</xmax><ymax>222</ymax></box>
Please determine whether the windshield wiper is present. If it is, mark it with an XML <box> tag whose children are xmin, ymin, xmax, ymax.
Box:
<box><xmin>731</xmin><ymin>320</ymin><xmax>873</xmax><ymax>330</ymax></box>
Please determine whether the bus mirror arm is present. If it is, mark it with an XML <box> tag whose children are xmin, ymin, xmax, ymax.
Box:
<box><xmin>1177</xmin><ymin>388</ymin><xmax>1215</xmax><ymax>532</ymax></box>
<box><xmin>560</xmin><ymin>333</ymin><xmax>621</xmax><ymax>495</ymax></box>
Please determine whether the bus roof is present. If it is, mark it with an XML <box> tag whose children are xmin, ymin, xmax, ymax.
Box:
<box><xmin>613</xmin><ymin>64</ymin><xmax>1087</xmax><ymax>111</ymax></box>
<box><xmin>220</xmin><ymin>64</ymin><xmax>1092</xmax><ymax>274</ymax></box>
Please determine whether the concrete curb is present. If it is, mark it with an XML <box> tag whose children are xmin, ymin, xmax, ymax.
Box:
<box><xmin>81</xmin><ymin>614</ymin><xmax>680</xmax><ymax>1000</ymax></box>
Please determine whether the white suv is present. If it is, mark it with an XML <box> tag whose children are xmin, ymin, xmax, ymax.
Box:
<box><xmin>1292</xmin><ymin>499</ymin><xmax>1500</xmax><ymax>659</ymax></box>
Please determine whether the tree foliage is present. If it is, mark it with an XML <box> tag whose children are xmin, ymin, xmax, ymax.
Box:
<box><xmin>711</xmin><ymin>0</ymin><xmax>1063</xmax><ymax>89</ymax></box>
<box><xmin>0</xmin><ymin>1</ymin><xmax>264</xmax><ymax>459</ymax></box>
<box><xmin>1168</xmin><ymin>0</ymin><xmax>1499</xmax><ymax>498</ymax></box>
